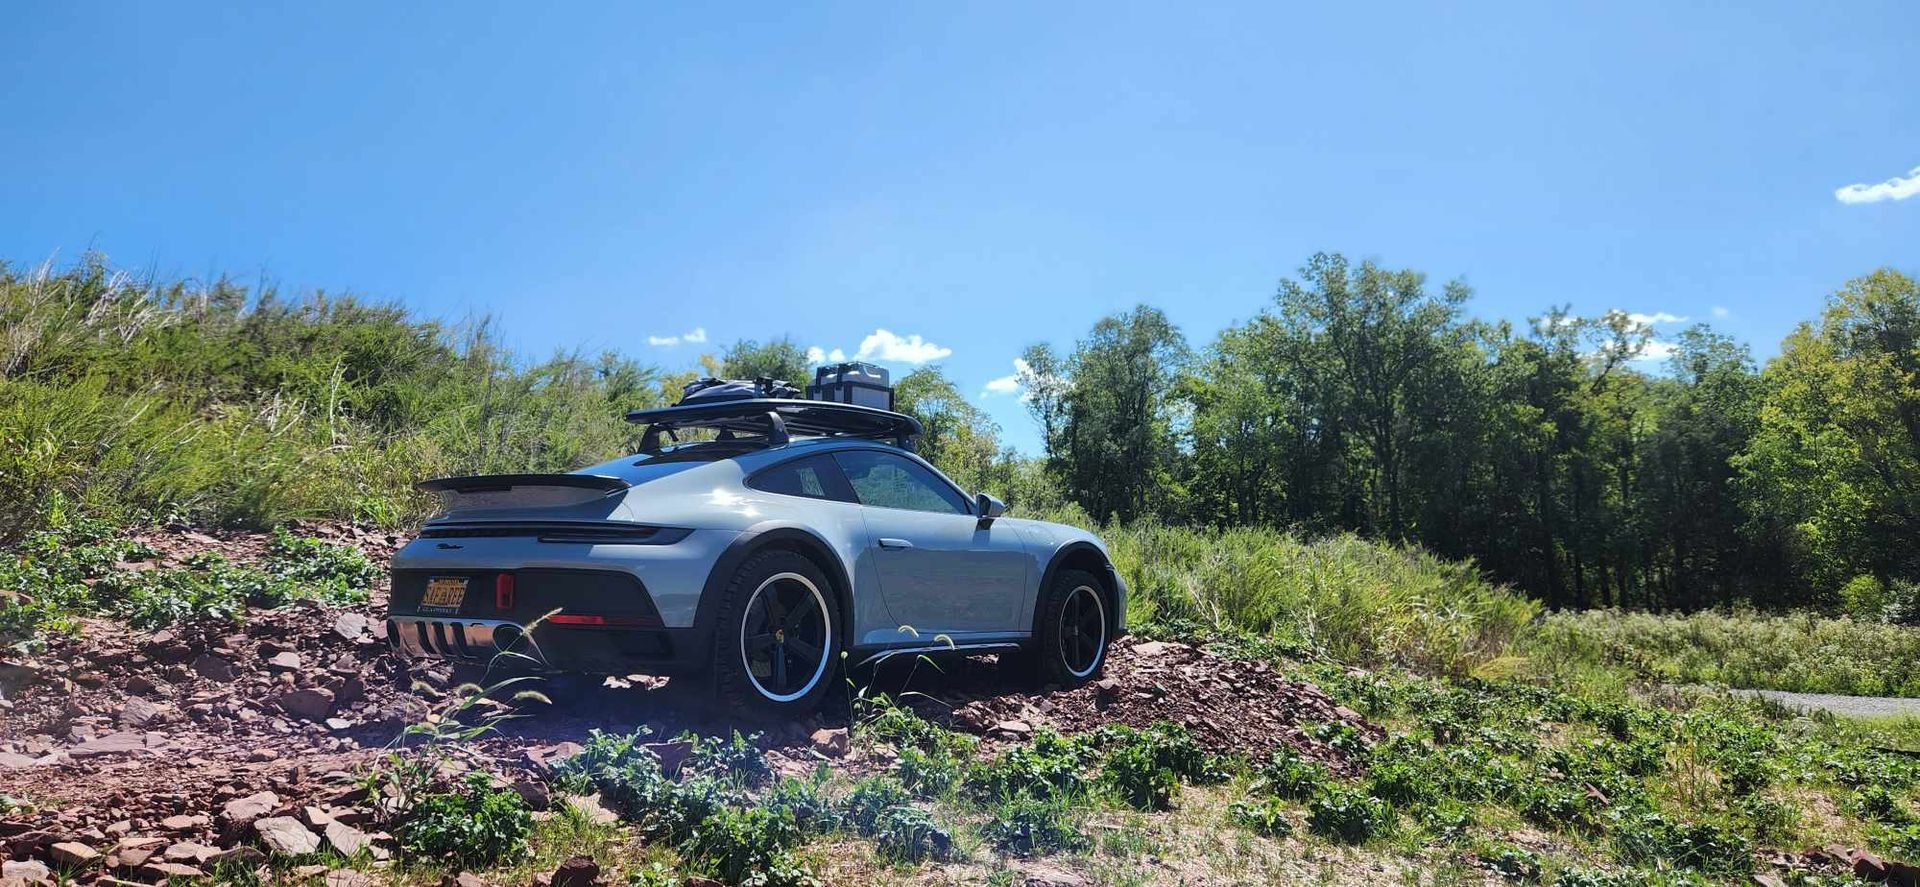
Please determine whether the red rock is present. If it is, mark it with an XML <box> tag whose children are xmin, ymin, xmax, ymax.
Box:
<box><xmin>220</xmin><ymin>791</ymin><xmax>279</xmax><ymax>828</ymax></box>
<box><xmin>323</xmin><ymin>820</ymin><xmax>371</xmax><ymax>856</ymax></box>
<box><xmin>265</xmin><ymin>651</ymin><xmax>303</xmax><ymax>671</ymax></box>
<box><xmin>49</xmin><ymin>841</ymin><xmax>101</xmax><ymax>868</ymax></box>
<box><xmin>552</xmin><ymin>856</ymin><xmax>600</xmax><ymax>887</ymax></box>
<box><xmin>255</xmin><ymin>816</ymin><xmax>321</xmax><ymax>855</ymax></box>
<box><xmin>279</xmin><ymin>687</ymin><xmax>336</xmax><ymax>720</ymax></box>
<box><xmin>136</xmin><ymin>861</ymin><xmax>207</xmax><ymax>880</ymax></box>
<box><xmin>2</xmin><ymin>860</ymin><xmax>51</xmax><ymax>882</ymax></box>
<box><xmin>810</xmin><ymin>727</ymin><xmax>850</xmax><ymax>757</ymax></box>
<box><xmin>190</xmin><ymin>654</ymin><xmax>236</xmax><ymax>682</ymax></box>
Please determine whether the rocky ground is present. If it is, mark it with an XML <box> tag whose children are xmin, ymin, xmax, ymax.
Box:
<box><xmin>0</xmin><ymin>526</ymin><xmax>1379</xmax><ymax>886</ymax></box>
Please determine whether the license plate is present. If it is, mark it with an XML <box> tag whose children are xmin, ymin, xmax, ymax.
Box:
<box><xmin>421</xmin><ymin>577</ymin><xmax>468</xmax><ymax>612</ymax></box>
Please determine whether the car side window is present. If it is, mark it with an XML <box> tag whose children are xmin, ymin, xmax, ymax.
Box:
<box><xmin>833</xmin><ymin>450</ymin><xmax>970</xmax><ymax>514</ymax></box>
<box><xmin>748</xmin><ymin>454</ymin><xmax>854</xmax><ymax>502</ymax></box>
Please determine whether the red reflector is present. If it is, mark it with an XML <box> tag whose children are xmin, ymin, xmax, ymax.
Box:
<box><xmin>495</xmin><ymin>573</ymin><xmax>515</xmax><ymax>610</ymax></box>
<box><xmin>548</xmin><ymin>614</ymin><xmax>661</xmax><ymax>627</ymax></box>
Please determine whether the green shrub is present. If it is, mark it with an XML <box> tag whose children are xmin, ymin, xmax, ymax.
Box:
<box><xmin>1526</xmin><ymin>609</ymin><xmax>1920</xmax><ymax>698</ymax></box>
<box><xmin>1252</xmin><ymin>747</ymin><xmax>1331</xmax><ymax>800</ymax></box>
<box><xmin>1229</xmin><ymin>797</ymin><xmax>1295</xmax><ymax>837</ymax></box>
<box><xmin>683</xmin><ymin>805</ymin><xmax>810</xmax><ymax>886</ymax></box>
<box><xmin>870</xmin><ymin>805</ymin><xmax>953</xmax><ymax>863</ymax></box>
<box><xmin>680</xmin><ymin>730</ymin><xmax>772</xmax><ymax>787</ymax></box>
<box><xmin>1081</xmin><ymin>521</ymin><xmax>1538</xmax><ymax>676</ymax></box>
<box><xmin>1608</xmin><ymin>811</ymin><xmax>1751</xmax><ymax>875</ymax></box>
<box><xmin>396</xmin><ymin>773</ymin><xmax>533</xmax><ymax>868</ymax></box>
<box><xmin>1101</xmin><ymin>742</ymin><xmax>1178</xmax><ymax>810</ymax></box>
<box><xmin>1306</xmin><ymin>787</ymin><xmax>1392</xmax><ymax>843</ymax></box>
<box><xmin>978</xmin><ymin>796</ymin><xmax>1088</xmax><ymax>856</ymax></box>
<box><xmin>966</xmin><ymin>729</ymin><xmax>1094</xmax><ymax>802</ymax></box>
<box><xmin>839</xmin><ymin>777</ymin><xmax>913</xmax><ymax>835</ymax></box>
<box><xmin>895</xmin><ymin>744</ymin><xmax>966</xmax><ymax>797</ymax></box>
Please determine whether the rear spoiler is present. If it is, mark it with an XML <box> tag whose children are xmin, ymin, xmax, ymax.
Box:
<box><xmin>415</xmin><ymin>473</ymin><xmax>630</xmax><ymax>494</ymax></box>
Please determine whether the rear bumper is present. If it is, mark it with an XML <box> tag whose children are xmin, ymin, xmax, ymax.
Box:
<box><xmin>385</xmin><ymin>614</ymin><xmax>711</xmax><ymax>675</ymax></box>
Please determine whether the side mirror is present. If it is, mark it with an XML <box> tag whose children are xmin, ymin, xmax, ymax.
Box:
<box><xmin>974</xmin><ymin>492</ymin><xmax>1007</xmax><ymax>526</ymax></box>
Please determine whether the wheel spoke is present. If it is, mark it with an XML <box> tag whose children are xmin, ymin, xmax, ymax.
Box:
<box><xmin>746</xmin><ymin>632</ymin><xmax>777</xmax><ymax>652</ymax></box>
<box><xmin>782</xmin><ymin>599</ymin><xmax>815</xmax><ymax>632</ymax></box>
<box><xmin>786</xmin><ymin>636</ymin><xmax>821</xmax><ymax>664</ymax></box>
<box><xmin>772</xmin><ymin>643</ymin><xmax>789</xmax><ymax>689</ymax></box>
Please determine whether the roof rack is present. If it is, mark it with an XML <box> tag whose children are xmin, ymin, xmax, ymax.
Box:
<box><xmin>625</xmin><ymin>398</ymin><xmax>923</xmax><ymax>453</ymax></box>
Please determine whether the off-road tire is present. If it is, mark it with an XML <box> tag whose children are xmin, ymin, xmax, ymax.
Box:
<box><xmin>709</xmin><ymin>548</ymin><xmax>842</xmax><ymax>718</ymax></box>
<box><xmin>1029</xmin><ymin>568</ymin><xmax>1111</xmax><ymax>688</ymax></box>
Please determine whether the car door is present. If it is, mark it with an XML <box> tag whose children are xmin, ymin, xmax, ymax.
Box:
<box><xmin>831</xmin><ymin>448</ymin><xmax>1029</xmax><ymax>636</ymax></box>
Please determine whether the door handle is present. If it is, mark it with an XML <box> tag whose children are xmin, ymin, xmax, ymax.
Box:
<box><xmin>876</xmin><ymin>538</ymin><xmax>914</xmax><ymax>550</ymax></box>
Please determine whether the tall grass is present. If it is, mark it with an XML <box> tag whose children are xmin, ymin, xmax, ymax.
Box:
<box><xmin>1020</xmin><ymin>504</ymin><xmax>1540</xmax><ymax>678</ymax></box>
<box><xmin>1525</xmin><ymin>609</ymin><xmax>1920</xmax><ymax>698</ymax></box>
<box><xmin>0</xmin><ymin>254</ymin><xmax>688</xmax><ymax>538</ymax></box>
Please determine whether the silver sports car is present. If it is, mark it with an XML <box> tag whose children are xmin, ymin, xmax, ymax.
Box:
<box><xmin>385</xmin><ymin>398</ymin><xmax>1125</xmax><ymax>715</ymax></box>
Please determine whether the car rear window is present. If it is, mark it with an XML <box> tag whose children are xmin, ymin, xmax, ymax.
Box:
<box><xmin>747</xmin><ymin>454</ymin><xmax>853</xmax><ymax>501</ymax></box>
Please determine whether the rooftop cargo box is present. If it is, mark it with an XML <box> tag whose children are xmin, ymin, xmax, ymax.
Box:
<box><xmin>806</xmin><ymin>361</ymin><xmax>892</xmax><ymax>410</ymax></box>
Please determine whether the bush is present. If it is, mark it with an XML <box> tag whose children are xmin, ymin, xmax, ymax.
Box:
<box><xmin>870</xmin><ymin>805</ymin><xmax>953</xmax><ymax>863</ymax></box>
<box><xmin>1608</xmin><ymin>811</ymin><xmax>1751</xmax><ymax>875</ymax></box>
<box><xmin>838</xmin><ymin>777</ymin><xmax>913</xmax><ymax>835</ymax></box>
<box><xmin>1306</xmin><ymin>787</ymin><xmax>1392</xmax><ymax>844</ymax></box>
<box><xmin>683</xmin><ymin>805</ymin><xmax>811</xmax><ymax>886</ymax></box>
<box><xmin>1080</xmin><ymin>521</ymin><xmax>1538</xmax><ymax>676</ymax></box>
<box><xmin>1229</xmin><ymin>797</ymin><xmax>1295</xmax><ymax>838</ymax></box>
<box><xmin>396</xmin><ymin>773</ymin><xmax>533</xmax><ymax>868</ymax></box>
<box><xmin>966</xmin><ymin>729</ymin><xmax>1094</xmax><ymax>802</ymax></box>
<box><xmin>1525</xmin><ymin>609</ymin><xmax>1920</xmax><ymax>698</ymax></box>
<box><xmin>978</xmin><ymin>796</ymin><xmax>1088</xmax><ymax>856</ymax></box>
<box><xmin>1252</xmin><ymin>747</ymin><xmax>1331</xmax><ymax>800</ymax></box>
<box><xmin>1101</xmin><ymin>742</ymin><xmax>1178</xmax><ymax>810</ymax></box>
<box><xmin>680</xmin><ymin>730</ymin><xmax>773</xmax><ymax>787</ymax></box>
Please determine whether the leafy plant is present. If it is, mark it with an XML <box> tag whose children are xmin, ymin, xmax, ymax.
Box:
<box><xmin>1252</xmin><ymin>747</ymin><xmax>1330</xmax><ymax>800</ymax></box>
<box><xmin>1229</xmin><ymin>797</ymin><xmax>1295</xmax><ymax>837</ymax></box>
<box><xmin>978</xmin><ymin>795</ymin><xmax>1088</xmax><ymax>856</ymax></box>
<box><xmin>395</xmin><ymin>772</ymin><xmax>533</xmax><ymax>868</ymax></box>
<box><xmin>683</xmin><ymin>805</ymin><xmax>812</xmax><ymax>886</ymax></box>
<box><xmin>1306</xmin><ymin>786</ymin><xmax>1392</xmax><ymax>843</ymax></box>
<box><xmin>679</xmin><ymin>730</ymin><xmax>773</xmax><ymax>787</ymax></box>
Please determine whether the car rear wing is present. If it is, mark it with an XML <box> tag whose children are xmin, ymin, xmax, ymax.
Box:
<box><xmin>416</xmin><ymin>473</ymin><xmax>630</xmax><ymax>512</ymax></box>
<box><xmin>624</xmin><ymin>398</ymin><xmax>924</xmax><ymax>452</ymax></box>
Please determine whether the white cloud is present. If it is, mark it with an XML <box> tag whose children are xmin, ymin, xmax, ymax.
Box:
<box><xmin>647</xmin><ymin>327</ymin><xmax>708</xmax><ymax>347</ymax></box>
<box><xmin>1632</xmin><ymin>340</ymin><xmax>1680</xmax><ymax>363</ymax></box>
<box><xmin>1711</xmin><ymin>305</ymin><xmax>1730</xmax><ymax>319</ymax></box>
<box><xmin>804</xmin><ymin>329</ymin><xmax>951</xmax><ymax>367</ymax></box>
<box><xmin>855</xmin><ymin>329</ymin><xmax>952</xmax><ymax>364</ymax></box>
<box><xmin>982</xmin><ymin>358</ymin><xmax>1031</xmax><ymax>396</ymax></box>
<box><xmin>1835</xmin><ymin>165</ymin><xmax>1920</xmax><ymax>204</ymax></box>
<box><xmin>1627</xmin><ymin>311</ymin><xmax>1689</xmax><ymax>326</ymax></box>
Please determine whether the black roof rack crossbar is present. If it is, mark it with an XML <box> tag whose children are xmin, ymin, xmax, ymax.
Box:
<box><xmin>626</xmin><ymin>399</ymin><xmax>922</xmax><ymax>450</ymax></box>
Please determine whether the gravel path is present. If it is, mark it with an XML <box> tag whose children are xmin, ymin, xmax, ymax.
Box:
<box><xmin>1738</xmin><ymin>688</ymin><xmax>1920</xmax><ymax>719</ymax></box>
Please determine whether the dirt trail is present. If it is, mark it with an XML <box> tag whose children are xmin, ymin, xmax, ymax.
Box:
<box><xmin>1737</xmin><ymin>688</ymin><xmax>1920</xmax><ymax>719</ymax></box>
<box><xmin>0</xmin><ymin>525</ymin><xmax>1375</xmax><ymax>884</ymax></box>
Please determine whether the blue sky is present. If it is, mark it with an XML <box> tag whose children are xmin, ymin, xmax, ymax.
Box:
<box><xmin>4</xmin><ymin>2</ymin><xmax>1915</xmax><ymax>452</ymax></box>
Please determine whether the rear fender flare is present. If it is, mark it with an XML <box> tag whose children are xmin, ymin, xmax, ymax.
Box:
<box><xmin>691</xmin><ymin>523</ymin><xmax>855</xmax><ymax>665</ymax></box>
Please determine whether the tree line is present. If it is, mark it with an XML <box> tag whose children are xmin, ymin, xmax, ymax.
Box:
<box><xmin>1002</xmin><ymin>254</ymin><xmax>1916</xmax><ymax>616</ymax></box>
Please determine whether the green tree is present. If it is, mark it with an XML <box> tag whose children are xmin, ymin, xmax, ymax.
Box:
<box><xmin>1045</xmin><ymin>306</ymin><xmax>1189</xmax><ymax>524</ymax></box>
<box><xmin>892</xmin><ymin>365</ymin><xmax>1009</xmax><ymax>496</ymax></box>
<box><xmin>719</xmin><ymin>337</ymin><xmax>810</xmax><ymax>383</ymax></box>
<box><xmin>1738</xmin><ymin>269</ymin><xmax>1920</xmax><ymax>594</ymax></box>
